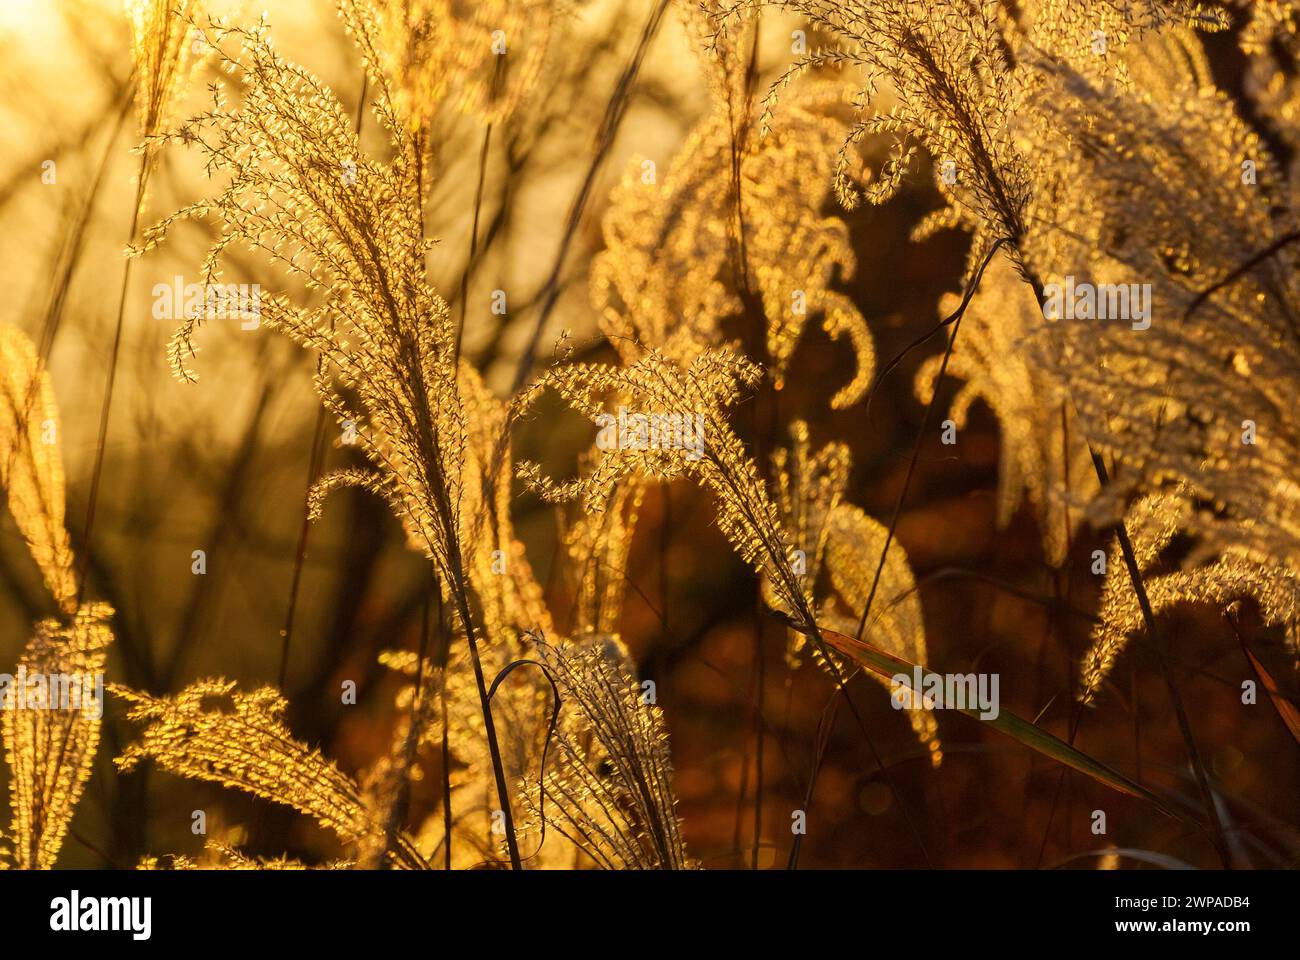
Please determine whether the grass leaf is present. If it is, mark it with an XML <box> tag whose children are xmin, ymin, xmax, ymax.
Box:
<box><xmin>1242</xmin><ymin>645</ymin><xmax>1300</xmax><ymax>747</ymax></box>
<box><xmin>817</xmin><ymin>626</ymin><xmax>1198</xmax><ymax>827</ymax></box>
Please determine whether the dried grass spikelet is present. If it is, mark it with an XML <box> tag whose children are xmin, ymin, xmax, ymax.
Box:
<box><xmin>3</xmin><ymin>604</ymin><xmax>113</xmax><ymax>869</ymax></box>
<box><xmin>141</xmin><ymin>842</ymin><xmax>353</xmax><ymax>870</ymax></box>
<box><xmin>699</xmin><ymin>26</ymin><xmax>877</xmax><ymax>407</ymax></box>
<box><xmin>739</xmin><ymin>2</ymin><xmax>1221</xmax><ymax>292</ymax></box>
<box><xmin>1021</xmin><ymin>26</ymin><xmax>1300</xmax><ymax>573</ymax></box>
<box><xmin>358</xmin><ymin>372</ymin><xmax>554</xmax><ymax>867</ymax></box>
<box><xmin>125</xmin><ymin>0</ymin><xmax>201</xmax><ymax>142</ymax></box>
<box><xmin>743</xmin><ymin>86</ymin><xmax>876</xmax><ymax>408</ymax></box>
<box><xmin>790</xmin><ymin>2</ymin><xmax>1300</xmax><ymax>574</ymax></box>
<box><xmin>590</xmin><ymin>153</ymin><xmax>733</xmax><ymax>366</ymax></box>
<box><xmin>139</xmin><ymin>17</ymin><xmax>496</xmax><ymax>633</ymax></box>
<box><xmin>594</xmin><ymin>9</ymin><xmax>874</xmax><ymax>407</ymax></box>
<box><xmin>766</xmin><ymin>421</ymin><xmax>850</xmax><ymax>663</ymax></box>
<box><xmin>339</xmin><ymin>0</ymin><xmax>556</xmax><ymax>127</ymax></box>
<box><xmin>1012</xmin><ymin>0</ymin><xmax>1225</xmax><ymax>86</ymax></box>
<box><xmin>0</xmin><ymin>326</ymin><xmax>115</xmax><ymax>870</ymax></box>
<box><xmin>1240</xmin><ymin>1</ymin><xmax>1299</xmax><ymax>186</ymax></box>
<box><xmin>744</xmin><ymin>0</ymin><xmax>1220</xmax><ymax>208</ymax></box>
<box><xmin>141</xmin><ymin>15</ymin><xmax>435</xmax><ymax>374</ymax></box>
<box><xmin>1019</xmin><ymin>23</ymin><xmax>1226</xmax><ymax>275</ymax></box>
<box><xmin>361</xmin><ymin>372</ymin><xmax>553</xmax><ymax>867</ymax></box>
<box><xmin>820</xmin><ymin>504</ymin><xmax>941</xmax><ymax>766</ymax></box>
<box><xmin>524</xmin><ymin>633</ymin><xmax>692</xmax><ymax>870</ymax></box>
<box><xmin>565</xmin><ymin>476</ymin><xmax>647</xmax><ymax>639</ymax></box>
<box><xmin>378</xmin><ymin>642</ymin><xmax>556</xmax><ymax>868</ymax></box>
<box><xmin>0</xmin><ymin>327</ymin><xmax>77</xmax><ymax>614</ymax></box>
<box><xmin>518</xmin><ymin>348</ymin><xmax>811</xmax><ymax>629</ymax></box>
<box><xmin>1241</xmin><ymin>4</ymin><xmax>1300</xmax><ymax>253</ymax></box>
<box><xmin>113</xmin><ymin>680</ymin><xmax>425</xmax><ymax>868</ymax></box>
<box><xmin>1079</xmin><ymin>493</ymin><xmax>1300</xmax><ymax>704</ymax></box>
<box><xmin>1027</xmin><ymin>32</ymin><xmax>1300</xmax><ymax>568</ymax></box>
<box><xmin>139</xmin><ymin>15</ymin><xmax>549</xmax><ymax>866</ymax></box>
<box><xmin>914</xmin><ymin>257</ymin><xmax>1096</xmax><ymax>567</ymax></box>
<box><xmin>728</xmin><ymin>0</ymin><xmax>1034</xmax><ymax>273</ymax></box>
<box><xmin>456</xmin><ymin>362</ymin><xmax>555</xmax><ymax>644</ymax></box>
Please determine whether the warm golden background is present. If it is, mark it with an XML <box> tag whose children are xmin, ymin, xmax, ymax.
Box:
<box><xmin>0</xmin><ymin>0</ymin><xmax>1296</xmax><ymax>869</ymax></box>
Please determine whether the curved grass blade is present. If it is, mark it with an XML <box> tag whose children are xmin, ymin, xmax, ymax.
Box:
<box><xmin>1048</xmin><ymin>848</ymin><xmax>1195</xmax><ymax>870</ymax></box>
<box><xmin>1241</xmin><ymin>645</ymin><xmax>1300</xmax><ymax>747</ymax></box>
<box><xmin>817</xmin><ymin>626</ymin><xmax>1198</xmax><ymax>828</ymax></box>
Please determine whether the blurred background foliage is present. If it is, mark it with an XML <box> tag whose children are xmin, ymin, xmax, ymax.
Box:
<box><xmin>0</xmin><ymin>0</ymin><xmax>1294</xmax><ymax>869</ymax></box>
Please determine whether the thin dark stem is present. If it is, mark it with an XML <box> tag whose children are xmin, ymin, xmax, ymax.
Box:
<box><xmin>508</xmin><ymin>0</ymin><xmax>670</xmax><ymax>394</ymax></box>
<box><xmin>457</xmin><ymin>589</ymin><xmax>522</xmax><ymax>869</ymax></box>
<box><xmin>277</xmin><ymin>407</ymin><xmax>328</xmax><ymax>690</ymax></box>
<box><xmin>853</xmin><ymin>237</ymin><xmax>1008</xmax><ymax>644</ymax></box>
<box><xmin>788</xmin><ymin>240</ymin><xmax>1008</xmax><ymax>871</ymax></box>
<box><xmin>1021</xmin><ymin>259</ymin><xmax>1232</xmax><ymax>868</ymax></box>
<box><xmin>1181</xmin><ymin>230</ymin><xmax>1300</xmax><ymax>325</ymax></box>
<box><xmin>76</xmin><ymin>149</ymin><xmax>149</xmax><ymax>605</ymax></box>
<box><xmin>437</xmin><ymin>581</ymin><xmax>452</xmax><ymax>870</ymax></box>
<box><xmin>39</xmin><ymin>79</ymin><xmax>136</xmax><ymax>365</ymax></box>
<box><xmin>454</xmin><ymin>59</ymin><xmax>501</xmax><ymax>369</ymax></box>
<box><xmin>787</xmin><ymin>689</ymin><xmax>840</xmax><ymax>869</ymax></box>
<box><xmin>1090</xmin><ymin>449</ymin><xmax>1232</xmax><ymax>868</ymax></box>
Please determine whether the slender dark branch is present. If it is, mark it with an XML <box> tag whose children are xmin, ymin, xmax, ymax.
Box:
<box><xmin>1181</xmin><ymin>230</ymin><xmax>1300</xmax><ymax>324</ymax></box>
<box><xmin>453</xmin><ymin>58</ymin><xmax>502</xmax><ymax>369</ymax></box>
<box><xmin>76</xmin><ymin>147</ymin><xmax>151</xmax><ymax>605</ymax></box>
<box><xmin>1022</xmin><ymin>257</ymin><xmax>1233</xmax><ymax>869</ymax></box>
<box><xmin>853</xmin><ymin>237</ymin><xmax>1008</xmax><ymax>644</ymax></box>
<box><xmin>38</xmin><ymin>78</ymin><xmax>136</xmax><ymax>365</ymax></box>
<box><xmin>507</xmin><ymin>0</ymin><xmax>671</xmax><ymax>394</ymax></box>
<box><xmin>864</xmin><ymin>236</ymin><xmax>1009</xmax><ymax>421</ymax></box>
<box><xmin>1090</xmin><ymin>448</ymin><xmax>1232</xmax><ymax>869</ymax></box>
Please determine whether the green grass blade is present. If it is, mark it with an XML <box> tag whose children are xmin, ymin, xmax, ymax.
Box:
<box><xmin>818</xmin><ymin>627</ymin><xmax>1198</xmax><ymax>828</ymax></box>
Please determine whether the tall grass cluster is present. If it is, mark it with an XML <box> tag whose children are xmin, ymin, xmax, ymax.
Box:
<box><xmin>0</xmin><ymin>0</ymin><xmax>1295</xmax><ymax>870</ymax></box>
